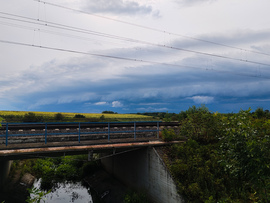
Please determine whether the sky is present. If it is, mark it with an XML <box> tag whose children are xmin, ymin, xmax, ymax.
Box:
<box><xmin>1</xmin><ymin>0</ymin><xmax>270</xmax><ymax>114</ymax></box>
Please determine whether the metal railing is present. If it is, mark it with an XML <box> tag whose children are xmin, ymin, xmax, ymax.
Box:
<box><xmin>0</xmin><ymin>121</ymin><xmax>161</xmax><ymax>146</ymax></box>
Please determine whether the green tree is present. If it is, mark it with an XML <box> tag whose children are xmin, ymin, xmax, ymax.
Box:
<box><xmin>179</xmin><ymin>105</ymin><xmax>221</xmax><ymax>144</ymax></box>
<box><xmin>54</xmin><ymin>113</ymin><xmax>64</xmax><ymax>120</ymax></box>
<box><xmin>74</xmin><ymin>114</ymin><xmax>85</xmax><ymax>118</ymax></box>
<box><xmin>163</xmin><ymin>111</ymin><xmax>172</xmax><ymax>122</ymax></box>
<box><xmin>220</xmin><ymin>109</ymin><xmax>270</xmax><ymax>201</ymax></box>
<box><xmin>254</xmin><ymin>107</ymin><xmax>265</xmax><ymax>119</ymax></box>
<box><xmin>178</xmin><ymin>110</ymin><xmax>187</xmax><ymax>121</ymax></box>
<box><xmin>100</xmin><ymin>115</ymin><xmax>105</xmax><ymax>121</ymax></box>
<box><xmin>165</xmin><ymin>106</ymin><xmax>225</xmax><ymax>201</ymax></box>
<box><xmin>165</xmin><ymin>107</ymin><xmax>270</xmax><ymax>202</ymax></box>
<box><xmin>23</xmin><ymin>112</ymin><xmax>43</xmax><ymax>122</ymax></box>
<box><xmin>102</xmin><ymin>111</ymin><xmax>116</xmax><ymax>114</ymax></box>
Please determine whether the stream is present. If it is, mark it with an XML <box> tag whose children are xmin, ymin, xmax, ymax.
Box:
<box><xmin>31</xmin><ymin>178</ymin><xmax>95</xmax><ymax>203</ymax></box>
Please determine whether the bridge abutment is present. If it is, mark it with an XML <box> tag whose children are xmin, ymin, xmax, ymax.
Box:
<box><xmin>101</xmin><ymin>147</ymin><xmax>184</xmax><ymax>203</ymax></box>
<box><xmin>0</xmin><ymin>160</ymin><xmax>12</xmax><ymax>191</ymax></box>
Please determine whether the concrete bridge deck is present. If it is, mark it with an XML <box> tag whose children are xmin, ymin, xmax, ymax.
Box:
<box><xmin>0</xmin><ymin>139</ymin><xmax>181</xmax><ymax>160</ymax></box>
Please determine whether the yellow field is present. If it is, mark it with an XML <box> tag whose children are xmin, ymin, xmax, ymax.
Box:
<box><xmin>0</xmin><ymin>110</ymin><xmax>151</xmax><ymax>119</ymax></box>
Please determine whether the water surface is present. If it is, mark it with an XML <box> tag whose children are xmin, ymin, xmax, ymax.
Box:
<box><xmin>32</xmin><ymin>179</ymin><xmax>94</xmax><ymax>203</ymax></box>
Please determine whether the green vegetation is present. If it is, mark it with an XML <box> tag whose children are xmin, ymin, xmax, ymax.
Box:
<box><xmin>74</xmin><ymin>114</ymin><xmax>85</xmax><ymax>118</ymax></box>
<box><xmin>162</xmin><ymin>106</ymin><xmax>270</xmax><ymax>202</ymax></box>
<box><xmin>123</xmin><ymin>191</ymin><xmax>149</xmax><ymax>203</ymax></box>
<box><xmin>26</xmin><ymin>187</ymin><xmax>51</xmax><ymax>203</ymax></box>
<box><xmin>137</xmin><ymin>112</ymin><xmax>179</xmax><ymax>121</ymax></box>
<box><xmin>11</xmin><ymin>155</ymin><xmax>101</xmax><ymax>191</ymax></box>
<box><xmin>0</xmin><ymin>110</ymin><xmax>153</xmax><ymax>123</ymax></box>
<box><xmin>162</xmin><ymin>129</ymin><xmax>180</xmax><ymax>142</ymax></box>
<box><xmin>54</xmin><ymin>113</ymin><xmax>64</xmax><ymax>121</ymax></box>
<box><xmin>102</xmin><ymin>110</ymin><xmax>118</xmax><ymax>114</ymax></box>
<box><xmin>22</xmin><ymin>112</ymin><xmax>44</xmax><ymax>123</ymax></box>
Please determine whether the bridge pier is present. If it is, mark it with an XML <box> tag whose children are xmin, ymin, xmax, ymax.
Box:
<box><xmin>101</xmin><ymin>147</ymin><xmax>184</xmax><ymax>203</ymax></box>
<box><xmin>0</xmin><ymin>160</ymin><xmax>12</xmax><ymax>191</ymax></box>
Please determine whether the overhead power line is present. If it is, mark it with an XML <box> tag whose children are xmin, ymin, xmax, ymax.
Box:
<box><xmin>0</xmin><ymin>39</ymin><xmax>269</xmax><ymax>80</ymax></box>
<box><xmin>1</xmin><ymin>12</ymin><xmax>270</xmax><ymax>68</ymax></box>
<box><xmin>35</xmin><ymin>0</ymin><xmax>270</xmax><ymax>57</ymax></box>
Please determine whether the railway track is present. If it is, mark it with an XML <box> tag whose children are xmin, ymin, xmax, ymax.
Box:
<box><xmin>0</xmin><ymin>121</ymin><xmax>180</xmax><ymax>131</ymax></box>
<box><xmin>0</xmin><ymin>122</ymin><xmax>180</xmax><ymax>149</ymax></box>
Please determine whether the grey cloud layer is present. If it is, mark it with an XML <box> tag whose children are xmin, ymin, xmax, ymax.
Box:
<box><xmin>82</xmin><ymin>0</ymin><xmax>153</xmax><ymax>15</ymax></box>
<box><xmin>175</xmin><ymin>0</ymin><xmax>217</xmax><ymax>6</ymax></box>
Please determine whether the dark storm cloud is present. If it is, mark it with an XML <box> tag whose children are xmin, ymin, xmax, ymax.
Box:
<box><xmin>20</xmin><ymin>54</ymin><xmax>270</xmax><ymax>112</ymax></box>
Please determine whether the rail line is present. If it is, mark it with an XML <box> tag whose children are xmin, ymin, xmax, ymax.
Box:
<box><xmin>0</xmin><ymin>121</ymin><xmax>179</xmax><ymax>131</ymax></box>
<box><xmin>0</xmin><ymin>121</ymin><xmax>180</xmax><ymax>148</ymax></box>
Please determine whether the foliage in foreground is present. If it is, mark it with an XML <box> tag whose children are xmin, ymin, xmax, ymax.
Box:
<box><xmin>123</xmin><ymin>191</ymin><xmax>149</xmax><ymax>203</ymax></box>
<box><xmin>26</xmin><ymin>187</ymin><xmax>51</xmax><ymax>203</ymax></box>
<box><xmin>21</xmin><ymin>155</ymin><xmax>101</xmax><ymax>191</ymax></box>
<box><xmin>164</xmin><ymin>106</ymin><xmax>270</xmax><ymax>202</ymax></box>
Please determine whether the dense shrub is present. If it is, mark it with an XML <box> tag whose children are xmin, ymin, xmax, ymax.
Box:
<box><xmin>74</xmin><ymin>114</ymin><xmax>85</xmax><ymax>118</ymax></box>
<box><xmin>23</xmin><ymin>112</ymin><xmax>43</xmax><ymax>122</ymax></box>
<box><xmin>123</xmin><ymin>191</ymin><xmax>149</xmax><ymax>203</ymax></box>
<box><xmin>54</xmin><ymin>113</ymin><xmax>64</xmax><ymax>120</ymax></box>
<box><xmin>30</xmin><ymin>155</ymin><xmax>101</xmax><ymax>190</ymax></box>
<box><xmin>165</xmin><ymin>107</ymin><xmax>270</xmax><ymax>202</ymax></box>
<box><xmin>100</xmin><ymin>115</ymin><xmax>105</xmax><ymax>121</ymax></box>
<box><xmin>162</xmin><ymin>129</ymin><xmax>177</xmax><ymax>141</ymax></box>
<box><xmin>102</xmin><ymin>111</ymin><xmax>117</xmax><ymax>114</ymax></box>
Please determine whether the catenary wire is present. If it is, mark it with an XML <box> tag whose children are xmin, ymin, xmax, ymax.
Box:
<box><xmin>0</xmin><ymin>12</ymin><xmax>270</xmax><ymax>67</ymax></box>
<box><xmin>0</xmin><ymin>21</ymin><xmax>133</xmax><ymax>48</ymax></box>
<box><xmin>0</xmin><ymin>39</ymin><xmax>269</xmax><ymax>80</ymax></box>
<box><xmin>34</xmin><ymin>0</ymin><xmax>270</xmax><ymax>57</ymax></box>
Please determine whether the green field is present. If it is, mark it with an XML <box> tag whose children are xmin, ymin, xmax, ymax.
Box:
<box><xmin>0</xmin><ymin>110</ymin><xmax>154</xmax><ymax>122</ymax></box>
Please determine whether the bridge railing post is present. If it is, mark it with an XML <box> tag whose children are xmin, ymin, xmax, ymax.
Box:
<box><xmin>5</xmin><ymin>123</ymin><xmax>8</xmax><ymax>146</ymax></box>
<box><xmin>45</xmin><ymin>123</ymin><xmax>47</xmax><ymax>144</ymax></box>
<box><xmin>134</xmin><ymin>122</ymin><xmax>136</xmax><ymax>139</ymax></box>
<box><xmin>78</xmin><ymin>122</ymin><xmax>81</xmax><ymax>143</ymax></box>
<box><xmin>157</xmin><ymin>122</ymin><xmax>160</xmax><ymax>139</ymax></box>
<box><xmin>108</xmin><ymin>123</ymin><xmax>110</xmax><ymax>141</ymax></box>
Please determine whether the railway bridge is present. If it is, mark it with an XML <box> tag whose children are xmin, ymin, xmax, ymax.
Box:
<box><xmin>0</xmin><ymin>121</ymin><xmax>185</xmax><ymax>203</ymax></box>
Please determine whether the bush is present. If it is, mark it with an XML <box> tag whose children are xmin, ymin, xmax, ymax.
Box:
<box><xmin>54</xmin><ymin>113</ymin><xmax>64</xmax><ymax>120</ymax></box>
<box><xmin>165</xmin><ymin>108</ymin><xmax>270</xmax><ymax>202</ymax></box>
<box><xmin>100</xmin><ymin>115</ymin><xmax>105</xmax><ymax>121</ymax></box>
<box><xmin>162</xmin><ymin>129</ymin><xmax>176</xmax><ymax>141</ymax></box>
<box><xmin>102</xmin><ymin>111</ymin><xmax>117</xmax><ymax>114</ymax></box>
<box><xmin>55</xmin><ymin>164</ymin><xmax>78</xmax><ymax>180</ymax></box>
<box><xmin>28</xmin><ymin>155</ymin><xmax>101</xmax><ymax>191</ymax></box>
<box><xmin>123</xmin><ymin>191</ymin><xmax>149</xmax><ymax>203</ymax></box>
<box><xmin>23</xmin><ymin>112</ymin><xmax>43</xmax><ymax>122</ymax></box>
<box><xmin>74</xmin><ymin>114</ymin><xmax>85</xmax><ymax>118</ymax></box>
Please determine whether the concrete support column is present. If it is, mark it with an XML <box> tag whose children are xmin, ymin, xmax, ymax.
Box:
<box><xmin>0</xmin><ymin>160</ymin><xmax>12</xmax><ymax>191</ymax></box>
<box><xmin>101</xmin><ymin>147</ymin><xmax>184</xmax><ymax>203</ymax></box>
